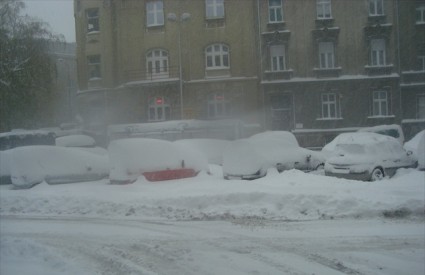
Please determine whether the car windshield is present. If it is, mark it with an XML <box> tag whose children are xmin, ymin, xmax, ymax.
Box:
<box><xmin>336</xmin><ymin>144</ymin><xmax>366</xmax><ymax>154</ymax></box>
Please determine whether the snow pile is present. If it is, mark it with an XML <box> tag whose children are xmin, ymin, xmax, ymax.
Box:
<box><xmin>1</xmin><ymin>167</ymin><xmax>423</xmax><ymax>221</ymax></box>
<box><xmin>55</xmin><ymin>134</ymin><xmax>96</xmax><ymax>147</ymax></box>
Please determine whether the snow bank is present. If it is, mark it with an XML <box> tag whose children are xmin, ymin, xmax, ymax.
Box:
<box><xmin>1</xmin><ymin>166</ymin><xmax>423</xmax><ymax>221</ymax></box>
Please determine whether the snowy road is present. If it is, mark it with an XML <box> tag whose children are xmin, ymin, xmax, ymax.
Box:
<box><xmin>1</xmin><ymin>216</ymin><xmax>424</xmax><ymax>275</ymax></box>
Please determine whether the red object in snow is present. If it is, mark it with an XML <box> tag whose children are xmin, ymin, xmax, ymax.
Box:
<box><xmin>142</xmin><ymin>168</ymin><xmax>198</xmax><ymax>182</ymax></box>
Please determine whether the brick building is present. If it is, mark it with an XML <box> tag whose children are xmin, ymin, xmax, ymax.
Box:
<box><xmin>74</xmin><ymin>0</ymin><xmax>425</xmax><ymax>145</ymax></box>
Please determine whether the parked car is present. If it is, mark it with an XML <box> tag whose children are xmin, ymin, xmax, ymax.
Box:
<box><xmin>404</xmin><ymin>130</ymin><xmax>425</xmax><ymax>170</ymax></box>
<box><xmin>324</xmin><ymin>132</ymin><xmax>417</xmax><ymax>181</ymax></box>
<box><xmin>0</xmin><ymin>129</ymin><xmax>55</xmax><ymax>151</ymax></box>
<box><xmin>222</xmin><ymin>131</ymin><xmax>325</xmax><ymax>180</ymax></box>
<box><xmin>174</xmin><ymin>138</ymin><xmax>231</xmax><ymax>165</ymax></box>
<box><xmin>108</xmin><ymin>138</ymin><xmax>208</xmax><ymax>184</ymax></box>
<box><xmin>7</xmin><ymin>145</ymin><xmax>110</xmax><ymax>189</ymax></box>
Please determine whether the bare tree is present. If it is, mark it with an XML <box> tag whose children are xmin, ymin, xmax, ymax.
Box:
<box><xmin>0</xmin><ymin>0</ymin><xmax>62</xmax><ymax>131</ymax></box>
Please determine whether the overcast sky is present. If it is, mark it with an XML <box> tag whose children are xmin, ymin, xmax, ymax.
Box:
<box><xmin>23</xmin><ymin>0</ymin><xmax>75</xmax><ymax>42</ymax></box>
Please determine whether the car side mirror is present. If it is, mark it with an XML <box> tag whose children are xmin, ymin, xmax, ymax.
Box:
<box><xmin>306</xmin><ymin>154</ymin><xmax>311</xmax><ymax>161</ymax></box>
<box><xmin>407</xmin><ymin>151</ymin><xmax>413</xmax><ymax>156</ymax></box>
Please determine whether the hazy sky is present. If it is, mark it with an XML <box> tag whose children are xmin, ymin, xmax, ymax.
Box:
<box><xmin>23</xmin><ymin>0</ymin><xmax>75</xmax><ymax>42</ymax></box>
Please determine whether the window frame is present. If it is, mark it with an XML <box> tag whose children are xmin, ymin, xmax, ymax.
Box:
<box><xmin>268</xmin><ymin>0</ymin><xmax>284</xmax><ymax>23</ymax></box>
<box><xmin>205</xmin><ymin>0</ymin><xmax>224</xmax><ymax>19</ymax></box>
<box><xmin>369</xmin><ymin>0</ymin><xmax>384</xmax><ymax>16</ymax></box>
<box><xmin>205</xmin><ymin>44</ymin><xmax>230</xmax><ymax>70</ymax></box>
<box><xmin>416</xmin><ymin>4</ymin><xmax>425</xmax><ymax>24</ymax></box>
<box><xmin>86</xmin><ymin>8</ymin><xmax>99</xmax><ymax>33</ymax></box>
<box><xmin>270</xmin><ymin>44</ymin><xmax>286</xmax><ymax>71</ymax></box>
<box><xmin>146</xmin><ymin>49</ymin><xmax>169</xmax><ymax>79</ymax></box>
<box><xmin>148</xmin><ymin>96</ymin><xmax>170</xmax><ymax>122</ymax></box>
<box><xmin>418</xmin><ymin>55</ymin><xmax>425</xmax><ymax>71</ymax></box>
<box><xmin>316</xmin><ymin>0</ymin><xmax>332</xmax><ymax>19</ymax></box>
<box><xmin>318</xmin><ymin>41</ymin><xmax>335</xmax><ymax>69</ymax></box>
<box><xmin>372</xmin><ymin>90</ymin><xmax>389</xmax><ymax>117</ymax></box>
<box><xmin>370</xmin><ymin>39</ymin><xmax>386</xmax><ymax>67</ymax></box>
<box><xmin>146</xmin><ymin>0</ymin><xmax>164</xmax><ymax>27</ymax></box>
<box><xmin>87</xmin><ymin>55</ymin><xmax>101</xmax><ymax>80</ymax></box>
<box><xmin>207</xmin><ymin>93</ymin><xmax>231</xmax><ymax>119</ymax></box>
<box><xmin>321</xmin><ymin>93</ymin><xmax>339</xmax><ymax>119</ymax></box>
<box><xmin>417</xmin><ymin>94</ymin><xmax>425</xmax><ymax>119</ymax></box>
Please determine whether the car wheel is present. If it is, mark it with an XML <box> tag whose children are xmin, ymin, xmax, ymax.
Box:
<box><xmin>371</xmin><ymin>167</ymin><xmax>384</xmax><ymax>181</ymax></box>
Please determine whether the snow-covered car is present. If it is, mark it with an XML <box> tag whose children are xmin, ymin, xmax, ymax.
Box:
<box><xmin>404</xmin><ymin>130</ymin><xmax>425</xmax><ymax>170</ymax></box>
<box><xmin>108</xmin><ymin>138</ymin><xmax>208</xmax><ymax>184</ymax></box>
<box><xmin>324</xmin><ymin>132</ymin><xmax>417</xmax><ymax>181</ymax></box>
<box><xmin>174</xmin><ymin>138</ymin><xmax>231</xmax><ymax>165</ymax></box>
<box><xmin>7</xmin><ymin>145</ymin><xmax>110</xmax><ymax>189</ymax></box>
<box><xmin>222</xmin><ymin>131</ymin><xmax>325</xmax><ymax>180</ymax></box>
<box><xmin>0</xmin><ymin>129</ymin><xmax>55</xmax><ymax>151</ymax></box>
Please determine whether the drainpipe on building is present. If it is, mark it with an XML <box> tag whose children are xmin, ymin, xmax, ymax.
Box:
<box><xmin>395</xmin><ymin>0</ymin><xmax>403</xmax><ymax>125</ymax></box>
<box><xmin>257</xmin><ymin>0</ymin><xmax>266</xmax><ymax>130</ymax></box>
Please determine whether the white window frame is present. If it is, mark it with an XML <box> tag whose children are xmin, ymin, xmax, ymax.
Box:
<box><xmin>369</xmin><ymin>0</ymin><xmax>384</xmax><ymax>16</ymax></box>
<box><xmin>146</xmin><ymin>49</ymin><xmax>169</xmax><ymax>79</ymax></box>
<box><xmin>270</xmin><ymin>45</ymin><xmax>286</xmax><ymax>71</ymax></box>
<box><xmin>321</xmin><ymin>93</ymin><xmax>339</xmax><ymax>119</ymax></box>
<box><xmin>148</xmin><ymin>96</ymin><xmax>170</xmax><ymax>122</ymax></box>
<box><xmin>268</xmin><ymin>0</ymin><xmax>283</xmax><ymax>23</ymax></box>
<box><xmin>319</xmin><ymin>42</ymin><xmax>335</xmax><ymax>69</ymax></box>
<box><xmin>372</xmin><ymin>90</ymin><xmax>389</xmax><ymax>117</ymax></box>
<box><xmin>205</xmin><ymin>44</ymin><xmax>229</xmax><ymax>69</ymax></box>
<box><xmin>146</xmin><ymin>0</ymin><xmax>164</xmax><ymax>27</ymax></box>
<box><xmin>87</xmin><ymin>55</ymin><xmax>101</xmax><ymax>80</ymax></box>
<box><xmin>206</xmin><ymin>0</ymin><xmax>224</xmax><ymax>19</ymax></box>
<box><xmin>418</xmin><ymin>94</ymin><xmax>425</xmax><ymax>119</ymax></box>
<box><xmin>370</xmin><ymin>39</ymin><xmax>386</xmax><ymax>66</ymax></box>
<box><xmin>416</xmin><ymin>4</ymin><xmax>425</xmax><ymax>24</ymax></box>
<box><xmin>86</xmin><ymin>8</ymin><xmax>99</xmax><ymax>33</ymax></box>
<box><xmin>316</xmin><ymin>0</ymin><xmax>332</xmax><ymax>19</ymax></box>
<box><xmin>208</xmin><ymin>93</ymin><xmax>231</xmax><ymax>118</ymax></box>
<box><xmin>419</xmin><ymin>56</ymin><xmax>425</xmax><ymax>71</ymax></box>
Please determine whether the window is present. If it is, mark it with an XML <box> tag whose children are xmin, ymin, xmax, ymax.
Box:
<box><xmin>87</xmin><ymin>55</ymin><xmax>101</xmax><ymax>79</ymax></box>
<box><xmin>270</xmin><ymin>45</ymin><xmax>286</xmax><ymax>71</ymax></box>
<box><xmin>317</xmin><ymin>0</ymin><xmax>331</xmax><ymax>19</ymax></box>
<box><xmin>147</xmin><ymin>49</ymin><xmax>168</xmax><ymax>79</ymax></box>
<box><xmin>86</xmin><ymin>9</ymin><xmax>99</xmax><ymax>33</ymax></box>
<box><xmin>419</xmin><ymin>56</ymin><xmax>425</xmax><ymax>71</ymax></box>
<box><xmin>370</xmin><ymin>39</ymin><xmax>386</xmax><ymax>66</ymax></box>
<box><xmin>206</xmin><ymin>44</ymin><xmax>229</xmax><ymax>69</ymax></box>
<box><xmin>206</xmin><ymin>0</ymin><xmax>224</xmax><ymax>19</ymax></box>
<box><xmin>321</xmin><ymin>93</ymin><xmax>338</xmax><ymax>119</ymax></box>
<box><xmin>416</xmin><ymin>4</ymin><xmax>425</xmax><ymax>24</ymax></box>
<box><xmin>208</xmin><ymin>93</ymin><xmax>231</xmax><ymax>118</ymax></box>
<box><xmin>148</xmin><ymin>96</ymin><xmax>170</xmax><ymax>121</ymax></box>
<box><xmin>146</xmin><ymin>0</ymin><xmax>164</xmax><ymax>27</ymax></box>
<box><xmin>418</xmin><ymin>95</ymin><xmax>425</xmax><ymax>119</ymax></box>
<box><xmin>372</xmin><ymin>90</ymin><xmax>388</xmax><ymax>116</ymax></box>
<box><xmin>319</xmin><ymin>42</ymin><xmax>335</xmax><ymax>69</ymax></box>
<box><xmin>369</xmin><ymin>0</ymin><xmax>384</xmax><ymax>16</ymax></box>
<box><xmin>268</xmin><ymin>0</ymin><xmax>283</xmax><ymax>23</ymax></box>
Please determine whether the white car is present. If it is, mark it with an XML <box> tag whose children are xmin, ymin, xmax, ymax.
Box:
<box><xmin>324</xmin><ymin>132</ymin><xmax>417</xmax><ymax>181</ymax></box>
<box><xmin>7</xmin><ymin>145</ymin><xmax>110</xmax><ymax>189</ymax></box>
<box><xmin>223</xmin><ymin>131</ymin><xmax>325</xmax><ymax>180</ymax></box>
<box><xmin>108</xmin><ymin>138</ymin><xmax>208</xmax><ymax>184</ymax></box>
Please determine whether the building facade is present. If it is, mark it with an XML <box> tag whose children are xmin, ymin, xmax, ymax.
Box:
<box><xmin>74</xmin><ymin>0</ymin><xmax>425</xmax><ymax>145</ymax></box>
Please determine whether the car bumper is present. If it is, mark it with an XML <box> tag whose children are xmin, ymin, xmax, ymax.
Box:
<box><xmin>325</xmin><ymin>170</ymin><xmax>370</xmax><ymax>181</ymax></box>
